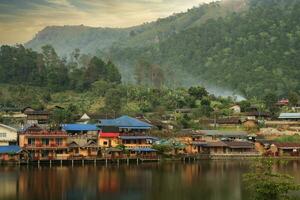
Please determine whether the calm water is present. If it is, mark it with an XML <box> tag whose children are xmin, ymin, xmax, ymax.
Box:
<box><xmin>1</xmin><ymin>160</ymin><xmax>300</xmax><ymax>200</ymax></box>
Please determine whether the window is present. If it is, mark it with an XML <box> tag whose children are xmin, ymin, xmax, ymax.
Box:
<box><xmin>42</xmin><ymin>138</ymin><xmax>49</xmax><ymax>146</ymax></box>
<box><xmin>103</xmin><ymin>141</ymin><xmax>108</xmax><ymax>146</ymax></box>
<box><xmin>56</xmin><ymin>138</ymin><xmax>62</xmax><ymax>145</ymax></box>
<box><xmin>0</xmin><ymin>133</ymin><xmax>7</xmax><ymax>137</ymax></box>
<box><xmin>28</xmin><ymin>138</ymin><xmax>35</xmax><ymax>145</ymax></box>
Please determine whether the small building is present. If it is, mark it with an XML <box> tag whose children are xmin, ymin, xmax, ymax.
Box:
<box><xmin>0</xmin><ymin>124</ymin><xmax>18</xmax><ymax>146</ymax></box>
<box><xmin>78</xmin><ymin>113</ymin><xmax>91</xmax><ymax>124</ymax></box>
<box><xmin>245</xmin><ymin>111</ymin><xmax>271</xmax><ymax>120</ymax></box>
<box><xmin>62</xmin><ymin>124</ymin><xmax>100</xmax><ymax>141</ymax></box>
<box><xmin>278</xmin><ymin>113</ymin><xmax>300</xmax><ymax>121</ymax></box>
<box><xmin>129</xmin><ymin>148</ymin><xmax>158</xmax><ymax>158</ymax></box>
<box><xmin>229</xmin><ymin>105</ymin><xmax>241</xmax><ymax>113</ymax></box>
<box><xmin>24</xmin><ymin>109</ymin><xmax>50</xmax><ymax>125</ymax></box>
<box><xmin>68</xmin><ymin>140</ymin><xmax>99</xmax><ymax>158</ymax></box>
<box><xmin>270</xmin><ymin>142</ymin><xmax>300</xmax><ymax>156</ymax></box>
<box><xmin>119</xmin><ymin>136</ymin><xmax>159</xmax><ymax>149</ymax></box>
<box><xmin>194</xmin><ymin>141</ymin><xmax>256</xmax><ymax>155</ymax></box>
<box><xmin>98</xmin><ymin>132</ymin><xmax>119</xmax><ymax>148</ymax></box>
<box><xmin>98</xmin><ymin>115</ymin><xmax>153</xmax><ymax>134</ymax></box>
<box><xmin>198</xmin><ymin>130</ymin><xmax>248</xmax><ymax>141</ymax></box>
<box><xmin>19</xmin><ymin>125</ymin><xmax>69</xmax><ymax>160</ymax></box>
<box><xmin>0</xmin><ymin>145</ymin><xmax>26</xmax><ymax>161</ymax></box>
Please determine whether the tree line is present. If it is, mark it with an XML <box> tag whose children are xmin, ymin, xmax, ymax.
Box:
<box><xmin>0</xmin><ymin>45</ymin><xmax>121</xmax><ymax>92</ymax></box>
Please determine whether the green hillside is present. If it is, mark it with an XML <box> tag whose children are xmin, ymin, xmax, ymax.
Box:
<box><xmin>24</xmin><ymin>0</ymin><xmax>300</xmax><ymax>98</ymax></box>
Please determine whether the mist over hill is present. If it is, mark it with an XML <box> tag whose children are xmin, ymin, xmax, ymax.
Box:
<box><xmin>25</xmin><ymin>0</ymin><xmax>300</xmax><ymax>98</ymax></box>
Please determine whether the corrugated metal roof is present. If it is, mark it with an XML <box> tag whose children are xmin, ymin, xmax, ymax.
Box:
<box><xmin>199</xmin><ymin>130</ymin><xmax>247</xmax><ymax>137</ymax></box>
<box><xmin>279</xmin><ymin>113</ymin><xmax>300</xmax><ymax>119</ymax></box>
<box><xmin>119</xmin><ymin>136</ymin><xmax>159</xmax><ymax>140</ymax></box>
<box><xmin>61</xmin><ymin>124</ymin><xmax>100</xmax><ymax>131</ymax></box>
<box><xmin>0</xmin><ymin>145</ymin><xmax>22</xmax><ymax>154</ymax></box>
<box><xmin>99</xmin><ymin>133</ymin><xmax>119</xmax><ymax>138</ymax></box>
<box><xmin>129</xmin><ymin>148</ymin><xmax>157</xmax><ymax>152</ymax></box>
<box><xmin>98</xmin><ymin>115</ymin><xmax>152</xmax><ymax>129</ymax></box>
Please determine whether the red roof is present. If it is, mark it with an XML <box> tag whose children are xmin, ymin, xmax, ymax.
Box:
<box><xmin>100</xmin><ymin>132</ymin><xmax>119</xmax><ymax>138</ymax></box>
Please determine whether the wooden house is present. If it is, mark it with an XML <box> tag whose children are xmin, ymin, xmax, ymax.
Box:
<box><xmin>193</xmin><ymin>141</ymin><xmax>256</xmax><ymax>155</ymax></box>
<box><xmin>0</xmin><ymin>145</ymin><xmax>27</xmax><ymax>161</ymax></box>
<box><xmin>0</xmin><ymin>124</ymin><xmax>18</xmax><ymax>146</ymax></box>
<box><xmin>98</xmin><ymin>115</ymin><xmax>153</xmax><ymax>134</ymax></box>
<box><xmin>119</xmin><ymin>136</ymin><xmax>159</xmax><ymax>149</ymax></box>
<box><xmin>19</xmin><ymin>125</ymin><xmax>69</xmax><ymax>160</ymax></box>
<box><xmin>98</xmin><ymin>132</ymin><xmax>120</xmax><ymax>148</ymax></box>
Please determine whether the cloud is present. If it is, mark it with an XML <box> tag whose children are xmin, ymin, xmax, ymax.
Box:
<box><xmin>0</xmin><ymin>0</ymin><xmax>215</xmax><ymax>44</ymax></box>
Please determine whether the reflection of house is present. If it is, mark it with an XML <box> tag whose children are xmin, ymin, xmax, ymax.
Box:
<box><xmin>98</xmin><ymin>115</ymin><xmax>153</xmax><ymax>134</ymax></box>
<box><xmin>119</xmin><ymin>136</ymin><xmax>158</xmax><ymax>149</ymax></box>
<box><xmin>19</xmin><ymin>125</ymin><xmax>69</xmax><ymax>160</ymax></box>
<box><xmin>0</xmin><ymin>124</ymin><xmax>18</xmax><ymax>146</ymax></box>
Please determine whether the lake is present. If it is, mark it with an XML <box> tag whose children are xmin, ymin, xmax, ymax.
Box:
<box><xmin>0</xmin><ymin>160</ymin><xmax>300</xmax><ymax>200</ymax></box>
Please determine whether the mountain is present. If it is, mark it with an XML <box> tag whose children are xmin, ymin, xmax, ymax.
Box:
<box><xmin>25</xmin><ymin>0</ymin><xmax>300</xmax><ymax>98</ymax></box>
<box><xmin>26</xmin><ymin>0</ymin><xmax>247</xmax><ymax>56</ymax></box>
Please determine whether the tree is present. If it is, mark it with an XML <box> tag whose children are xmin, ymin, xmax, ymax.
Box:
<box><xmin>243</xmin><ymin>158</ymin><xmax>300</xmax><ymax>200</ymax></box>
<box><xmin>188</xmin><ymin>86</ymin><xmax>209</xmax><ymax>100</ymax></box>
<box><xmin>104</xmin><ymin>88</ymin><xmax>124</xmax><ymax>116</ymax></box>
<box><xmin>288</xmin><ymin>92</ymin><xmax>299</xmax><ymax>107</ymax></box>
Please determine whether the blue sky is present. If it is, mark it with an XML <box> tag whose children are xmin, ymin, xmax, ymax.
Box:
<box><xmin>0</xmin><ymin>0</ymin><xmax>214</xmax><ymax>44</ymax></box>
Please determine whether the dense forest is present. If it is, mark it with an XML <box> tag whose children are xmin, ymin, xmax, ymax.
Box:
<box><xmin>0</xmin><ymin>45</ymin><xmax>121</xmax><ymax>92</ymax></box>
<box><xmin>25</xmin><ymin>0</ymin><xmax>300</xmax><ymax>98</ymax></box>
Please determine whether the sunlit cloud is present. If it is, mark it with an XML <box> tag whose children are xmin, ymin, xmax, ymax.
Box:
<box><xmin>0</xmin><ymin>0</ymin><xmax>215</xmax><ymax>44</ymax></box>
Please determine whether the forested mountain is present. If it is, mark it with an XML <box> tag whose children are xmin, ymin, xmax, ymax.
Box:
<box><xmin>24</xmin><ymin>0</ymin><xmax>300</xmax><ymax>98</ymax></box>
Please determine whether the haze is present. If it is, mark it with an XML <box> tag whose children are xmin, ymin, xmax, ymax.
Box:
<box><xmin>0</xmin><ymin>0</ymin><xmax>215</xmax><ymax>45</ymax></box>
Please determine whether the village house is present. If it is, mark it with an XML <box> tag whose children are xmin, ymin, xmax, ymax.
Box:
<box><xmin>119</xmin><ymin>136</ymin><xmax>159</xmax><ymax>149</ymax></box>
<box><xmin>255</xmin><ymin>140</ymin><xmax>300</xmax><ymax>157</ymax></box>
<box><xmin>269</xmin><ymin>142</ymin><xmax>300</xmax><ymax>156</ymax></box>
<box><xmin>278</xmin><ymin>113</ymin><xmax>300</xmax><ymax>121</ymax></box>
<box><xmin>98</xmin><ymin>115</ymin><xmax>153</xmax><ymax>134</ymax></box>
<box><xmin>19</xmin><ymin>125</ymin><xmax>69</xmax><ymax>160</ymax></box>
<box><xmin>0</xmin><ymin>145</ymin><xmax>27</xmax><ymax>161</ymax></box>
<box><xmin>192</xmin><ymin>141</ymin><xmax>256</xmax><ymax>155</ymax></box>
<box><xmin>229</xmin><ymin>105</ymin><xmax>241</xmax><ymax>113</ymax></box>
<box><xmin>62</xmin><ymin>124</ymin><xmax>101</xmax><ymax>158</ymax></box>
<box><xmin>0</xmin><ymin>124</ymin><xmax>18</xmax><ymax>146</ymax></box>
<box><xmin>77</xmin><ymin>113</ymin><xmax>91</xmax><ymax>124</ymax></box>
<box><xmin>198</xmin><ymin>130</ymin><xmax>249</xmax><ymax>141</ymax></box>
<box><xmin>98</xmin><ymin>132</ymin><xmax>120</xmax><ymax>149</ymax></box>
<box><xmin>68</xmin><ymin>140</ymin><xmax>99</xmax><ymax>158</ymax></box>
<box><xmin>23</xmin><ymin>107</ymin><xmax>50</xmax><ymax>126</ymax></box>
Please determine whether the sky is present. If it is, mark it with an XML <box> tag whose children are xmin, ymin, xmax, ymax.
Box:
<box><xmin>0</xmin><ymin>0</ymin><xmax>215</xmax><ymax>45</ymax></box>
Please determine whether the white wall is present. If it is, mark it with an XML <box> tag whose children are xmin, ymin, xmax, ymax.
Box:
<box><xmin>0</xmin><ymin>125</ymin><xmax>17</xmax><ymax>146</ymax></box>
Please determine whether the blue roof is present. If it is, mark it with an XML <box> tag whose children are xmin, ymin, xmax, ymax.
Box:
<box><xmin>130</xmin><ymin>148</ymin><xmax>157</xmax><ymax>152</ymax></box>
<box><xmin>119</xmin><ymin>136</ymin><xmax>159</xmax><ymax>140</ymax></box>
<box><xmin>61</xmin><ymin>124</ymin><xmax>100</xmax><ymax>132</ymax></box>
<box><xmin>99</xmin><ymin>116</ymin><xmax>152</xmax><ymax>129</ymax></box>
<box><xmin>0</xmin><ymin>145</ymin><xmax>22</xmax><ymax>154</ymax></box>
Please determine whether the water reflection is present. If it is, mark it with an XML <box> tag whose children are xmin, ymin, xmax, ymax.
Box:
<box><xmin>0</xmin><ymin>160</ymin><xmax>300</xmax><ymax>200</ymax></box>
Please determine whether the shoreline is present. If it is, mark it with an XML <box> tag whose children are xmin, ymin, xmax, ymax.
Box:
<box><xmin>2</xmin><ymin>155</ymin><xmax>300</xmax><ymax>167</ymax></box>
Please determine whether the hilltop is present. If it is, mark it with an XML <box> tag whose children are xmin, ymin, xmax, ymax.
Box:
<box><xmin>24</xmin><ymin>0</ymin><xmax>300</xmax><ymax>98</ymax></box>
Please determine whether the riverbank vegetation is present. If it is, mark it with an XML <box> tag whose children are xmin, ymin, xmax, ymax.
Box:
<box><xmin>243</xmin><ymin>159</ymin><xmax>300</xmax><ymax>200</ymax></box>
